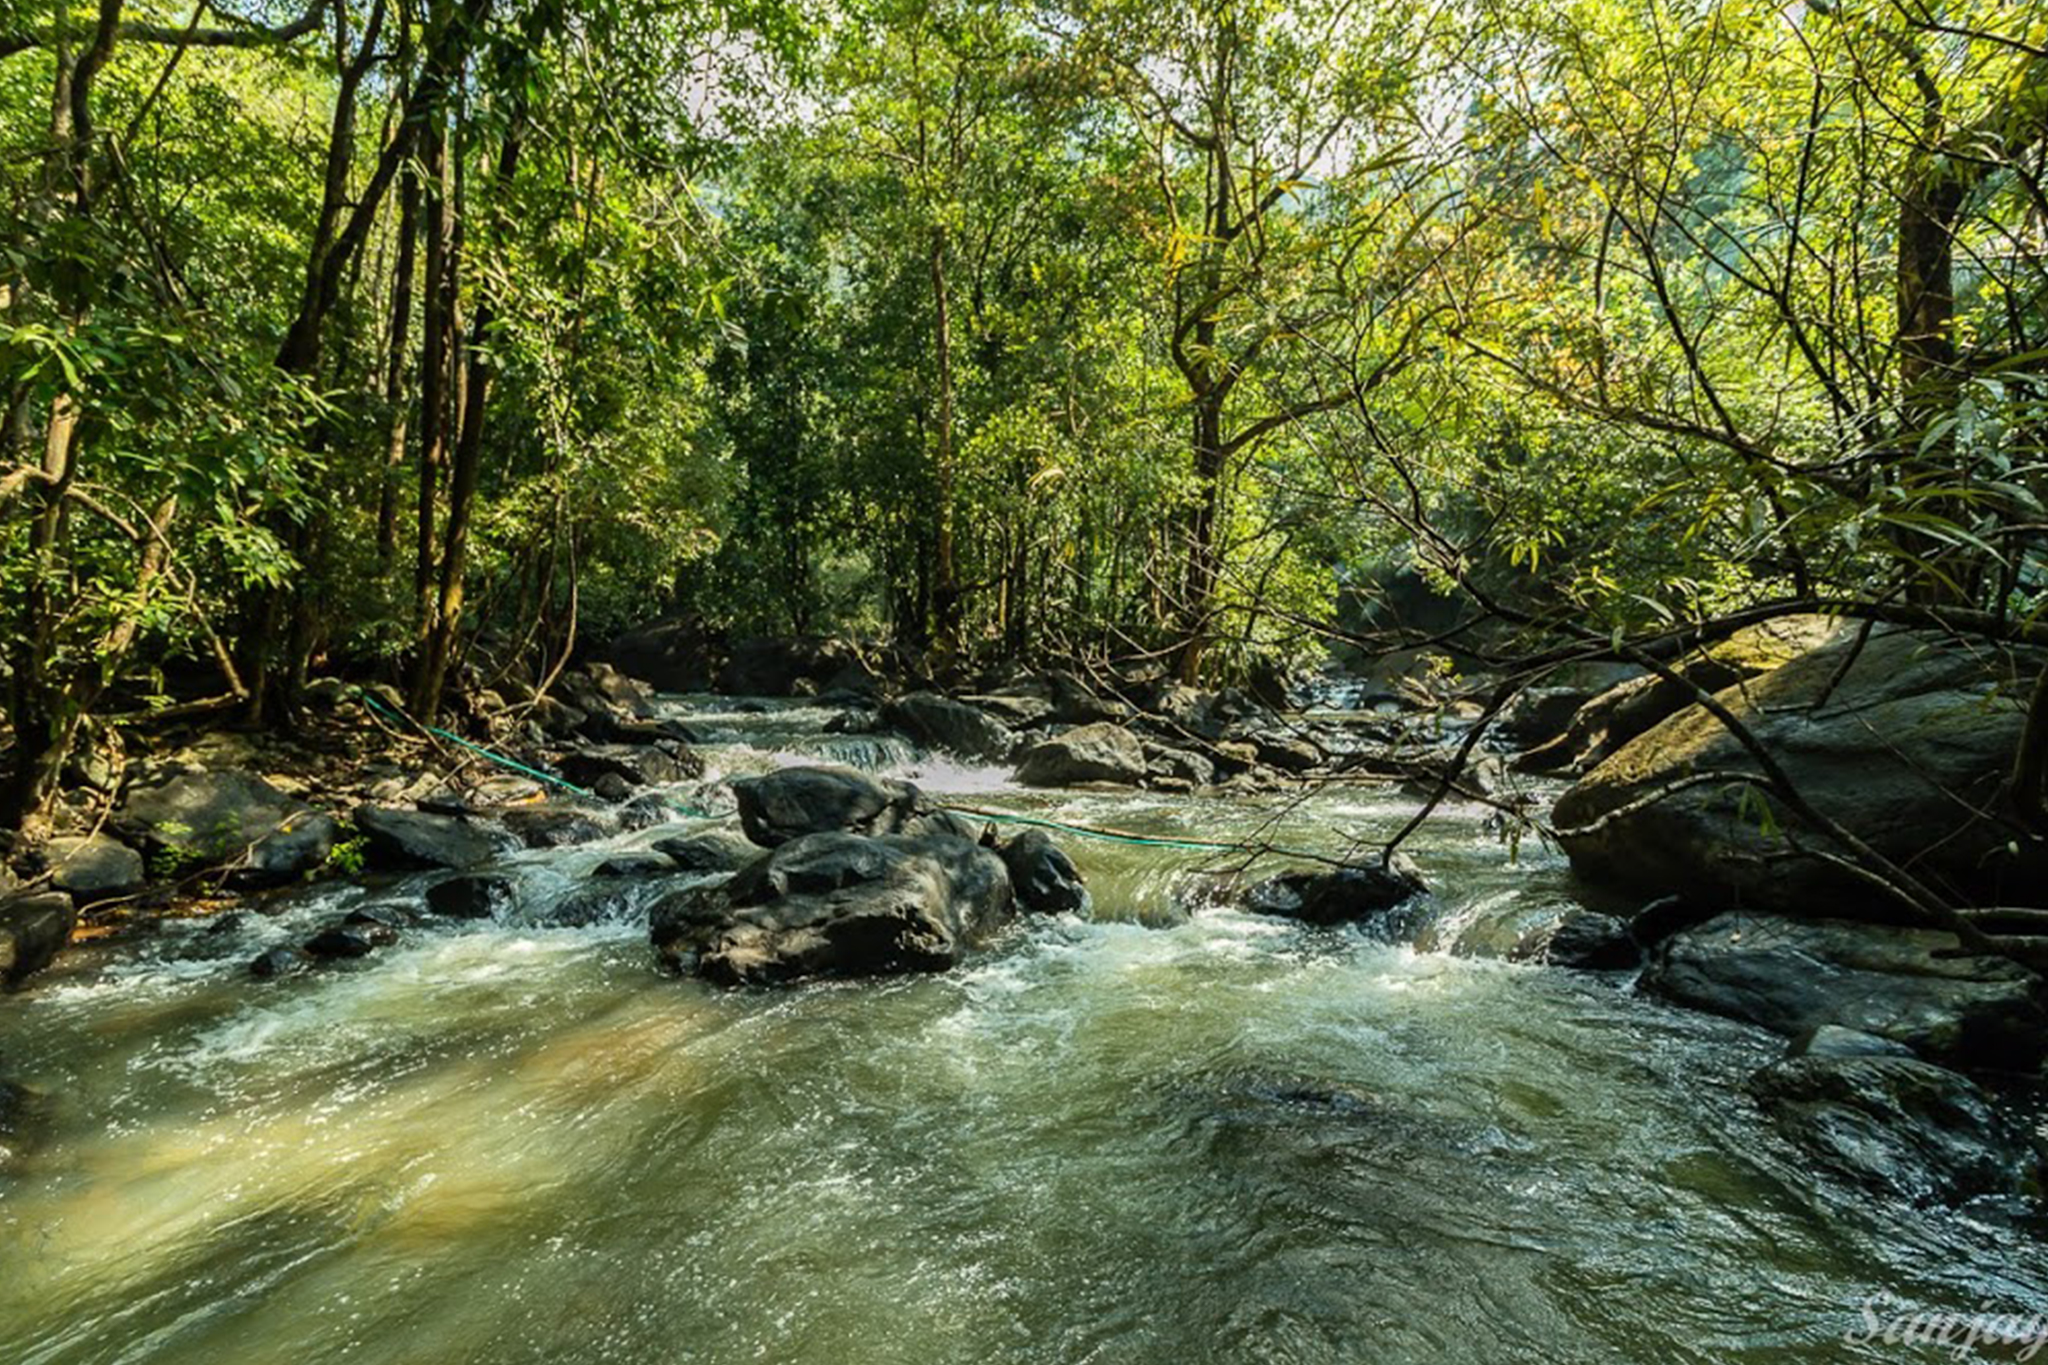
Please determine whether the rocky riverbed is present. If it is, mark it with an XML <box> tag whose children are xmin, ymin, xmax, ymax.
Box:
<box><xmin>4</xmin><ymin>625</ymin><xmax>2048</xmax><ymax>1361</ymax></box>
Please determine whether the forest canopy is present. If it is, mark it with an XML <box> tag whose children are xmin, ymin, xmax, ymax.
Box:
<box><xmin>2</xmin><ymin>0</ymin><xmax>2045</xmax><ymax>821</ymax></box>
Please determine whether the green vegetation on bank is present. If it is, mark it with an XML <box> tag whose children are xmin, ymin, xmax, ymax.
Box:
<box><xmin>2</xmin><ymin>0</ymin><xmax>2045</xmax><ymax>827</ymax></box>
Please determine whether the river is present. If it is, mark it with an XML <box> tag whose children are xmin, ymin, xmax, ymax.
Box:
<box><xmin>2</xmin><ymin>696</ymin><xmax>2043</xmax><ymax>1363</ymax></box>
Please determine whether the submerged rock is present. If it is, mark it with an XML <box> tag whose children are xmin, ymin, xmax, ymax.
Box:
<box><xmin>1509</xmin><ymin>910</ymin><xmax>1640</xmax><ymax>971</ymax></box>
<box><xmin>0</xmin><ymin>892</ymin><xmax>76</xmax><ymax>986</ymax></box>
<box><xmin>304</xmin><ymin>922</ymin><xmax>398</xmax><ymax>959</ymax></box>
<box><xmin>1241</xmin><ymin>857</ymin><xmax>1427</xmax><ymax>927</ymax></box>
<box><xmin>0</xmin><ymin>1080</ymin><xmax>46</xmax><ymax>1170</ymax></box>
<box><xmin>1016</xmin><ymin>723</ymin><xmax>1148</xmax><ymax>787</ymax></box>
<box><xmin>249</xmin><ymin>945</ymin><xmax>312</xmax><ymax>979</ymax></box>
<box><xmin>730</xmin><ymin>766</ymin><xmax>920</xmax><ymax>847</ymax></box>
<box><xmin>650</xmin><ymin>831</ymin><xmax>1015</xmax><ymax>986</ymax></box>
<box><xmin>879</xmin><ymin>693</ymin><xmax>1014</xmax><ymax>762</ymax></box>
<box><xmin>592</xmin><ymin>852</ymin><xmax>676</xmax><ymax>878</ymax></box>
<box><xmin>651</xmin><ymin>829</ymin><xmax>760</xmax><ymax>874</ymax></box>
<box><xmin>1749</xmin><ymin>1053</ymin><xmax>2041</xmax><ymax>1205</ymax></box>
<box><xmin>427</xmin><ymin>873</ymin><xmax>515</xmax><ymax>919</ymax></box>
<box><xmin>998</xmin><ymin>829</ymin><xmax>1088</xmax><ymax>916</ymax></box>
<box><xmin>354</xmin><ymin>805</ymin><xmax>515</xmax><ymax>872</ymax></box>
<box><xmin>496</xmin><ymin>805</ymin><xmax>609</xmax><ymax>849</ymax></box>
<box><xmin>556</xmin><ymin>744</ymin><xmax>697</xmax><ymax>791</ymax></box>
<box><xmin>1553</xmin><ymin>626</ymin><xmax>2048</xmax><ymax>918</ymax></box>
<box><xmin>1641</xmin><ymin>912</ymin><xmax>2048</xmax><ymax>1069</ymax></box>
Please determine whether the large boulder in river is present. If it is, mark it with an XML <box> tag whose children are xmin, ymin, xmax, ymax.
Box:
<box><xmin>1520</xmin><ymin>615</ymin><xmax>1844</xmax><ymax>774</ymax></box>
<box><xmin>997</xmin><ymin>829</ymin><xmax>1088</xmax><ymax>915</ymax></box>
<box><xmin>715</xmin><ymin>636</ymin><xmax>855</xmax><ymax>696</ymax></box>
<box><xmin>353</xmin><ymin>805</ymin><xmax>516</xmax><ymax>871</ymax></box>
<box><xmin>1749</xmin><ymin>1053</ymin><xmax>2041</xmax><ymax>1205</ymax></box>
<box><xmin>1553</xmin><ymin>626</ymin><xmax>2048</xmax><ymax>917</ymax></box>
<box><xmin>0</xmin><ymin>892</ymin><xmax>75</xmax><ymax>986</ymax></box>
<box><xmin>650</xmin><ymin>828</ymin><xmax>760</xmax><ymax>874</ymax></box>
<box><xmin>880</xmin><ymin>693</ymin><xmax>1013</xmax><ymax>761</ymax></box>
<box><xmin>607</xmin><ymin>614</ymin><xmax>717</xmax><ymax>692</ymax></box>
<box><xmin>731</xmin><ymin>767</ymin><xmax>921</xmax><ymax>847</ymax></box>
<box><xmin>650</xmin><ymin>831</ymin><xmax>1015</xmax><ymax>986</ymax></box>
<box><xmin>115</xmin><ymin>769</ymin><xmax>337</xmax><ymax>886</ymax></box>
<box><xmin>1016</xmin><ymin>723</ymin><xmax>1148</xmax><ymax>787</ymax></box>
<box><xmin>1241</xmin><ymin>857</ymin><xmax>1427</xmax><ymax>927</ymax></box>
<box><xmin>1641</xmin><ymin>912</ymin><xmax>2048</xmax><ymax>1069</ymax></box>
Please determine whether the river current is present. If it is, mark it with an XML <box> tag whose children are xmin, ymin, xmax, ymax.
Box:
<box><xmin>3</xmin><ymin>696</ymin><xmax>2043</xmax><ymax>1364</ymax></box>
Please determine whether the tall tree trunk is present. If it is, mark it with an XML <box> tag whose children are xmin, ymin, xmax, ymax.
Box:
<box><xmin>415</xmin><ymin>120</ymin><xmax>455</xmax><ymax>636</ymax></box>
<box><xmin>929</xmin><ymin>225</ymin><xmax>961</xmax><ymax>651</ymax></box>
<box><xmin>1175</xmin><ymin>386</ymin><xmax>1225</xmax><ymax>682</ymax></box>
<box><xmin>410</xmin><ymin>113</ymin><xmax>525</xmax><ymax>719</ymax></box>
<box><xmin>376</xmin><ymin>164</ymin><xmax>421</xmax><ymax>564</ymax></box>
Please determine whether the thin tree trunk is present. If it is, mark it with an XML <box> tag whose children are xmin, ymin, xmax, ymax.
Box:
<box><xmin>929</xmin><ymin>225</ymin><xmax>960</xmax><ymax>650</ymax></box>
<box><xmin>377</xmin><ymin>164</ymin><xmax>421</xmax><ymax>564</ymax></box>
<box><xmin>415</xmin><ymin>120</ymin><xmax>455</xmax><ymax>635</ymax></box>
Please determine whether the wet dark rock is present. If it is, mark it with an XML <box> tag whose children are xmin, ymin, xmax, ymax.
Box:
<box><xmin>249</xmin><ymin>945</ymin><xmax>312</xmax><ymax>979</ymax></box>
<box><xmin>0</xmin><ymin>1080</ymin><xmax>46</xmax><ymax>1169</ymax></box>
<box><xmin>416</xmin><ymin>791</ymin><xmax>473</xmax><ymax>818</ymax></box>
<box><xmin>1143</xmin><ymin>743</ymin><xmax>1215</xmax><ymax>788</ymax></box>
<box><xmin>1554</xmin><ymin>626</ymin><xmax>2048</xmax><ymax>917</ymax></box>
<box><xmin>1510</xmin><ymin>910</ymin><xmax>1640</xmax><ymax>971</ymax></box>
<box><xmin>426</xmin><ymin>874</ymin><xmax>514</xmax><ymax>919</ymax></box>
<box><xmin>998</xmin><ymin>829</ymin><xmax>1088</xmax><ymax>916</ymax></box>
<box><xmin>1748</xmin><ymin>1053</ymin><xmax>2042</xmax><ymax>1205</ymax></box>
<box><xmin>879</xmin><ymin>693</ymin><xmax>1014</xmax><ymax>761</ymax></box>
<box><xmin>600</xmin><ymin>715</ymin><xmax>701</xmax><ymax>747</ymax></box>
<box><xmin>115</xmin><ymin>769</ymin><xmax>336</xmax><ymax>886</ymax></box>
<box><xmin>1791</xmin><ymin>1025</ymin><xmax>1917</xmax><ymax>1061</ymax></box>
<box><xmin>650</xmin><ymin>829</ymin><xmax>760</xmax><ymax>874</ymax></box>
<box><xmin>715</xmin><ymin>636</ymin><xmax>854</xmax><ymax>697</ymax></box>
<box><xmin>1048</xmin><ymin>673</ymin><xmax>1134</xmax><ymax>726</ymax></box>
<box><xmin>557</xmin><ymin>745</ymin><xmax>695</xmax><ymax>791</ymax></box>
<box><xmin>1641</xmin><ymin>913</ymin><xmax>2048</xmax><ymax>1070</ymax></box>
<box><xmin>1016</xmin><ymin>723</ymin><xmax>1148</xmax><ymax>787</ymax></box>
<box><xmin>1247</xmin><ymin>733</ymin><xmax>1321</xmax><ymax>774</ymax></box>
<box><xmin>0</xmin><ymin>891</ymin><xmax>76</xmax><ymax>986</ymax></box>
<box><xmin>205</xmin><ymin>912</ymin><xmax>246</xmax><ymax>936</ymax></box>
<box><xmin>496</xmin><ymin>806</ymin><xmax>609</xmax><ymax>849</ymax></box>
<box><xmin>354</xmin><ymin>805</ymin><xmax>516</xmax><ymax>872</ymax></box>
<box><xmin>304</xmin><ymin>922</ymin><xmax>397</xmax><ymax>958</ymax></box>
<box><xmin>647</xmin><ymin>881</ymin><xmax>733</xmax><ymax>972</ymax></box>
<box><xmin>557</xmin><ymin>666</ymin><xmax>656</xmax><ymax>725</ymax></box>
<box><xmin>651</xmin><ymin>831</ymin><xmax>1014</xmax><ymax>986</ymax></box>
<box><xmin>608</xmin><ymin>614</ymin><xmax>717</xmax><ymax>692</ymax></box>
<box><xmin>1493</xmin><ymin>686</ymin><xmax>1603</xmax><ymax>749</ymax></box>
<box><xmin>45</xmin><ymin>833</ymin><xmax>144</xmax><ymax>902</ymax></box>
<box><xmin>593</xmin><ymin>852</ymin><xmax>677</xmax><ymax>878</ymax></box>
<box><xmin>242</xmin><ymin>813</ymin><xmax>340</xmax><ymax>886</ymax></box>
<box><xmin>1208</xmin><ymin>740</ymin><xmax>1260</xmax><ymax>776</ymax></box>
<box><xmin>1241</xmin><ymin>857</ymin><xmax>1427</xmax><ymax>927</ymax></box>
<box><xmin>617</xmin><ymin>792</ymin><xmax>686</xmax><ymax>830</ymax></box>
<box><xmin>730</xmin><ymin>766</ymin><xmax>921</xmax><ymax>847</ymax></box>
<box><xmin>965</xmin><ymin>692</ymin><xmax>1054</xmax><ymax>728</ymax></box>
<box><xmin>592</xmin><ymin>773</ymin><xmax>635</xmax><ymax>802</ymax></box>
<box><xmin>822</xmin><ymin>708</ymin><xmax>880</xmax><ymax>735</ymax></box>
<box><xmin>531</xmin><ymin>698</ymin><xmax>588</xmax><ymax>739</ymax></box>
<box><xmin>344</xmin><ymin>905</ymin><xmax>408</xmax><ymax>930</ymax></box>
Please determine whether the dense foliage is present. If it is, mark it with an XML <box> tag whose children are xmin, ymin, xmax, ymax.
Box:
<box><xmin>3</xmin><ymin>0</ymin><xmax>2044</xmax><ymax>822</ymax></box>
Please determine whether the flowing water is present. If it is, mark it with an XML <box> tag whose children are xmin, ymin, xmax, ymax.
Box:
<box><xmin>3</xmin><ymin>697</ymin><xmax>2044</xmax><ymax>1364</ymax></box>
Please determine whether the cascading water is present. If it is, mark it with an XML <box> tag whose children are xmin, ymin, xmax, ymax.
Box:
<box><xmin>3</xmin><ymin>695</ymin><xmax>2044</xmax><ymax>1364</ymax></box>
